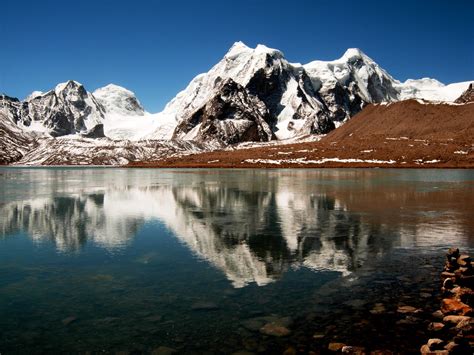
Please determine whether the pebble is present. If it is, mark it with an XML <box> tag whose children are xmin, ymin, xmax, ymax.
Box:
<box><xmin>396</xmin><ymin>305</ymin><xmax>420</xmax><ymax>314</ymax></box>
<box><xmin>442</xmin><ymin>315</ymin><xmax>470</xmax><ymax>324</ymax></box>
<box><xmin>427</xmin><ymin>338</ymin><xmax>444</xmax><ymax>349</ymax></box>
<box><xmin>342</xmin><ymin>346</ymin><xmax>366</xmax><ymax>354</ymax></box>
<box><xmin>440</xmin><ymin>298</ymin><xmax>472</xmax><ymax>315</ymax></box>
<box><xmin>455</xmin><ymin>317</ymin><xmax>473</xmax><ymax>331</ymax></box>
<box><xmin>328</xmin><ymin>342</ymin><xmax>346</xmax><ymax>352</ymax></box>
<box><xmin>312</xmin><ymin>333</ymin><xmax>325</xmax><ymax>340</ymax></box>
<box><xmin>259</xmin><ymin>322</ymin><xmax>291</xmax><ymax>337</ymax></box>
<box><xmin>427</xmin><ymin>322</ymin><xmax>445</xmax><ymax>331</ymax></box>
<box><xmin>369</xmin><ymin>303</ymin><xmax>386</xmax><ymax>315</ymax></box>
<box><xmin>61</xmin><ymin>316</ymin><xmax>77</xmax><ymax>326</ymax></box>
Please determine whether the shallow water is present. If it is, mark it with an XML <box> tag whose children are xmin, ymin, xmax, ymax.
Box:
<box><xmin>0</xmin><ymin>168</ymin><xmax>473</xmax><ymax>354</ymax></box>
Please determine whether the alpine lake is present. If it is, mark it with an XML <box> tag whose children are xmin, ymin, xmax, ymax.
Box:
<box><xmin>0</xmin><ymin>168</ymin><xmax>473</xmax><ymax>354</ymax></box>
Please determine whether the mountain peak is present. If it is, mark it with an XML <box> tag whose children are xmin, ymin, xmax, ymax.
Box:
<box><xmin>94</xmin><ymin>84</ymin><xmax>135</xmax><ymax>97</ymax></box>
<box><xmin>54</xmin><ymin>80</ymin><xmax>84</xmax><ymax>96</ymax></box>
<box><xmin>255</xmin><ymin>44</ymin><xmax>284</xmax><ymax>58</ymax></box>
<box><xmin>341</xmin><ymin>48</ymin><xmax>370</xmax><ymax>62</ymax></box>
<box><xmin>93</xmin><ymin>83</ymin><xmax>144</xmax><ymax>116</ymax></box>
<box><xmin>225</xmin><ymin>42</ymin><xmax>284</xmax><ymax>60</ymax></box>
<box><xmin>225</xmin><ymin>41</ymin><xmax>252</xmax><ymax>58</ymax></box>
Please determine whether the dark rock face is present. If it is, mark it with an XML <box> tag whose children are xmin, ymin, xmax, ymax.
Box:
<box><xmin>80</xmin><ymin>124</ymin><xmax>105</xmax><ymax>138</ymax></box>
<box><xmin>454</xmin><ymin>83</ymin><xmax>474</xmax><ymax>104</ymax></box>
<box><xmin>245</xmin><ymin>56</ymin><xmax>334</xmax><ymax>135</ymax></box>
<box><xmin>0</xmin><ymin>112</ymin><xmax>38</xmax><ymax>164</ymax></box>
<box><xmin>245</xmin><ymin>56</ymin><xmax>291</xmax><ymax>120</ymax></box>
<box><xmin>173</xmin><ymin>79</ymin><xmax>275</xmax><ymax>144</ymax></box>
<box><xmin>17</xmin><ymin>80</ymin><xmax>105</xmax><ymax>136</ymax></box>
<box><xmin>0</xmin><ymin>94</ymin><xmax>22</xmax><ymax>124</ymax></box>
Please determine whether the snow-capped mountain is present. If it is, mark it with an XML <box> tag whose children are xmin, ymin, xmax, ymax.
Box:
<box><xmin>147</xmin><ymin>42</ymin><xmax>470</xmax><ymax>142</ymax></box>
<box><xmin>397</xmin><ymin>78</ymin><xmax>474</xmax><ymax>102</ymax></box>
<box><xmin>149</xmin><ymin>42</ymin><xmax>335</xmax><ymax>140</ymax></box>
<box><xmin>304</xmin><ymin>48</ymin><xmax>400</xmax><ymax>122</ymax></box>
<box><xmin>16</xmin><ymin>80</ymin><xmax>105</xmax><ymax>136</ymax></box>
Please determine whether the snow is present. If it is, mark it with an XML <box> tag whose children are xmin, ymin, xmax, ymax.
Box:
<box><xmin>243</xmin><ymin>158</ymin><xmax>397</xmax><ymax>165</ymax></box>
<box><xmin>25</xmin><ymin>91</ymin><xmax>43</xmax><ymax>100</ymax></box>
<box><xmin>396</xmin><ymin>79</ymin><xmax>473</xmax><ymax>102</ymax></box>
<box><xmin>304</xmin><ymin>48</ymin><xmax>397</xmax><ymax>104</ymax></box>
<box><xmin>93</xmin><ymin>84</ymin><xmax>145</xmax><ymax>116</ymax></box>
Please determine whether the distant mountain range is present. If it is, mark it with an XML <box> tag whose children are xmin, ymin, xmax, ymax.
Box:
<box><xmin>1</xmin><ymin>42</ymin><xmax>472</xmax><ymax>165</ymax></box>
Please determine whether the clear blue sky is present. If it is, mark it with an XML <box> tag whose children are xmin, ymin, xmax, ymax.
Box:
<box><xmin>1</xmin><ymin>0</ymin><xmax>472</xmax><ymax>112</ymax></box>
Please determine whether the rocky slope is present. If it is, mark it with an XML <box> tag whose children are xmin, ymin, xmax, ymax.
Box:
<box><xmin>172</xmin><ymin>79</ymin><xmax>275</xmax><ymax>144</ymax></box>
<box><xmin>455</xmin><ymin>83</ymin><xmax>474</xmax><ymax>104</ymax></box>
<box><xmin>0</xmin><ymin>112</ymin><xmax>38</xmax><ymax>164</ymax></box>
<box><xmin>12</xmin><ymin>136</ymin><xmax>219</xmax><ymax>165</ymax></box>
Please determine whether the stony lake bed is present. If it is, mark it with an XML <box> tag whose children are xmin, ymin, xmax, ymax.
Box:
<box><xmin>0</xmin><ymin>168</ymin><xmax>473</xmax><ymax>354</ymax></box>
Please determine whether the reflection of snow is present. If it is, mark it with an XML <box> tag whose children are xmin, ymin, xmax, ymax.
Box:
<box><xmin>1</xmin><ymin>169</ymin><xmax>472</xmax><ymax>287</ymax></box>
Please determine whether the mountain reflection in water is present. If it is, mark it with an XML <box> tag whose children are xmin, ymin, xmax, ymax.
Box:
<box><xmin>1</xmin><ymin>168</ymin><xmax>473</xmax><ymax>288</ymax></box>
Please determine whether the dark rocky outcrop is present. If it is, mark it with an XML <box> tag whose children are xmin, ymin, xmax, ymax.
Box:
<box><xmin>80</xmin><ymin>124</ymin><xmax>105</xmax><ymax>138</ymax></box>
<box><xmin>173</xmin><ymin>79</ymin><xmax>275</xmax><ymax>144</ymax></box>
<box><xmin>0</xmin><ymin>112</ymin><xmax>38</xmax><ymax>164</ymax></box>
<box><xmin>454</xmin><ymin>83</ymin><xmax>474</xmax><ymax>104</ymax></box>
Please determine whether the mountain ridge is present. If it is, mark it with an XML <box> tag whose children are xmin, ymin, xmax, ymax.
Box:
<box><xmin>1</xmin><ymin>42</ymin><xmax>472</xmax><ymax>165</ymax></box>
<box><xmin>2</xmin><ymin>42</ymin><xmax>470</xmax><ymax>142</ymax></box>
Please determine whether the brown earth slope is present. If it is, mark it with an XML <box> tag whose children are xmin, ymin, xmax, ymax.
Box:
<box><xmin>129</xmin><ymin>100</ymin><xmax>474</xmax><ymax>168</ymax></box>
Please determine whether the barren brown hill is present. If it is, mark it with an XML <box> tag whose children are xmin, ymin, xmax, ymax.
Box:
<box><xmin>129</xmin><ymin>100</ymin><xmax>474</xmax><ymax>169</ymax></box>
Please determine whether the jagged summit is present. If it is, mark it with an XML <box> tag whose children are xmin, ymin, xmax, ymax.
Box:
<box><xmin>341</xmin><ymin>47</ymin><xmax>367</xmax><ymax>60</ymax></box>
<box><xmin>225</xmin><ymin>41</ymin><xmax>284</xmax><ymax>60</ymax></box>
<box><xmin>54</xmin><ymin>80</ymin><xmax>84</xmax><ymax>95</ymax></box>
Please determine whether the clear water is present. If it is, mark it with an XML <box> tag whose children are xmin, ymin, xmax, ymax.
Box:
<box><xmin>0</xmin><ymin>168</ymin><xmax>473</xmax><ymax>354</ymax></box>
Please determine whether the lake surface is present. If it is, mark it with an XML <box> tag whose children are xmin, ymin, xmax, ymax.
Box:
<box><xmin>0</xmin><ymin>168</ymin><xmax>473</xmax><ymax>354</ymax></box>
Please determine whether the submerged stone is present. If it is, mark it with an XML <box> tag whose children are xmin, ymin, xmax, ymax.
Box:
<box><xmin>259</xmin><ymin>322</ymin><xmax>291</xmax><ymax>337</ymax></box>
<box><xmin>328</xmin><ymin>342</ymin><xmax>346</xmax><ymax>352</ymax></box>
<box><xmin>61</xmin><ymin>316</ymin><xmax>77</xmax><ymax>326</ymax></box>
<box><xmin>427</xmin><ymin>322</ymin><xmax>445</xmax><ymax>331</ymax></box>
<box><xmin>396</xmin><ymin>305</ymin><xmax>420</xmax><ymax>314</ymax></box>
